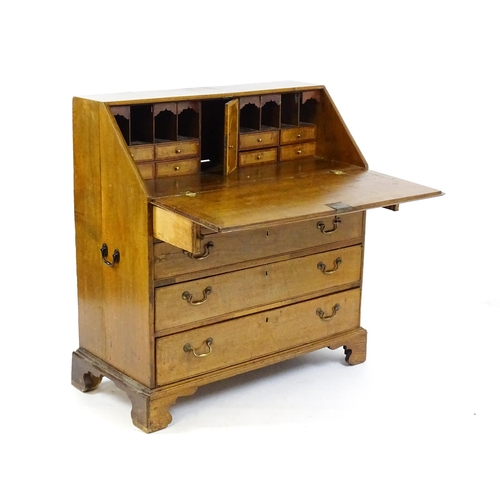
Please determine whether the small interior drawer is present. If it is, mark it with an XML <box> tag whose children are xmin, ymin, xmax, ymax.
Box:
<box><xmin>280</xmin><ymin>142</ymin><xmax>316</xmax><ymax>161</ymax></box>
<box><xmin>280</xmin><ymin>125</ymin><xmax>316</xmax><ymax>145</ymax></box>
<box><xmin>129</xmin><ymin>144</ymin><xmax>155</xmax><ymax>162</ymax></box>
<box><xmin>239</xmin><ymin>130</ymin><xmax>279</xmax><ymax>150</ymax></box>
<box><xmin>155</xmin><ymin>140</ymin><xmax>199</xmax><ymax>160</ymax></box>
<box><xmin>156</xmin><ymin>288</ymin><xmax>361</xmax><ymax>385</ymax></box>
<box><xmin>239</xmin><ymin>148</ymin><xmax>278</xmax><ymax>167</ymax></box>
<box><xmin>154</xmin><ymin>245</ymin><xmax>362</xmax><ymax>334</ymax></box>
<box><xmin>156</xmin><ymin>158</ymin><xmax>200</xmax><ymax>178</ymax></box>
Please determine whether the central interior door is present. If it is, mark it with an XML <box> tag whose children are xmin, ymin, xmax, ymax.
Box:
<box><xmin>224</xmin><ymin>99</ymin><xmax>239</xmax><ymax>175</ymax></box>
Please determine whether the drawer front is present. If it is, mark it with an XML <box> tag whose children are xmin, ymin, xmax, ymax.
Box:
<box><xmin>280</xmin><ymin>142</ymin><xmax>316</xmax><ymax>161</ymax></box>
<box><xmin>137</xmin><ymin>162</ymin><xmax>155</xmax><ymax>180</ymax></box>
<box><xmin>155</xmin><ymin>140</ymin><xmax>199</xmax><ymax>160</ymax></box>
<box><xmin>155</xmin><ymin>211</ymin><xmax>364</xmax><ymax>281</ymax></box>
<box><xmin>156</xmin><ymin>158</ymin><xmax>200</xmax><ymax>178</ymax></box>
<box><xmin>239</xmin><ymin>148</ymin><xmax>278</xmax><ymax>167</ymax></box>
<box><xmin>155</xmin><ymin>245</ymin><xmax>362</xmax><ymax>333</ymax></box>
<box><xmin>129</xmin><ymin>144</ymin><xmax>155</xmax><ymax>162</ymax></box>
<box><xmin>239</xmin><ymin>130</ymin><xmax>279</xmax><ymax>150</ymax></box>
<box><xmin>280</xmin><ymin>125</ymin><xmax>316</xmax><ymax>145</ymax></box>
<box><xmin>156</xmin><ymin>288</ymin><xmax>361</xmax><ymax>385</ymax></box>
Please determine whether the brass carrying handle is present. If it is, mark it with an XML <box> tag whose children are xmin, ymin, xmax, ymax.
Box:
<box><xmin>317</xmin><ymin>216</ymin><xmax>341</xmax><ymax>234</ymax></box>
<box><xmin>183</xmin><ymin>242</ymin><xmax>214</xmax><ymax>260</ymax></box>
<box><xmin>182</xmin><ymin>286</ymin><xmax>212</xmax><ymax>305</ymax></box>
<box><xmin>100</xmin><ymin>243</ymin><xmax>120</xmax><ymax>267</ymax></box>
<box><xmin>316</xmin><ymin>303</ymin><xmax>340</xmax><ymax>321</ymax></box>
<box><xmin>317</xmin><ymin>257</ymin><xmax>342</xmax><ymax>275</ymax></box>
<box><xmin>184</xmin><ymin>337</ymin><xmax>213</xmax><ymax>358</ymax></box>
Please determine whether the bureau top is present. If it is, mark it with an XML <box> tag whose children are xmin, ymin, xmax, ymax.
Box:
<box><xmin>79</xmin><ymin>81</ymin><xmax>323</xmax><ymax>105</ymax></box>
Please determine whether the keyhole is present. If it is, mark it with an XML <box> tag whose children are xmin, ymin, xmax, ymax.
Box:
<box><xmin>266</xmin><ymin>230</ymin><xmax>269</xmax><ymax>237</ymax></box>
<box><xmin>265</xmin><ymin>270</ymin><xmax>269</xmax><ymax>276</ymax></box>
<box><xmin>266</xmin><ymin>317</ymin><xmax>269</xmax><ymax>323</ymax></box>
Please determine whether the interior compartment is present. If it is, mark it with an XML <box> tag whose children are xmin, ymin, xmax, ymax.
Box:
<box><xmin>239</xmin><ymin>96</ymin><xmax>260</xmax><ymax>132</ymax></box>
<box><xmin>178</xmin><ymin>101</ymin><xmax>200</xmax><ymax>140</ymax></box>
<box><xmin>300</xmin><ymin>91</ymin><xmax>320</xmax><ymax>125</ymax></box>
<box><xmin>201</xmin><ymin>99</ymin><xmax>229</xmax><ymax>171</ymax></box>
<box><xmin>261</xmin><ymin>94</ymin><xmax>280</xmax><ymax>130</ymax></box>
<box><xmin>111</xmin><ymin>106</ymin><xmax>131</xmax><ymax>145</ymax></box>
<box><xmin>281</xmin><ymin>93</ymin><xmax>299</xmax><ymax>127</ymax></box>
<box><xmin>154</xmin><ymin>103</ymin><xmax>177</xmax><ymax>142</ymax></box>
<box><xmin>130</xmin><ymin>104</ymin><xmax>153</xmax><ymax>145</ymax></box>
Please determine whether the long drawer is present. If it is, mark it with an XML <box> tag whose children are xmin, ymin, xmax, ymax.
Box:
<box><xmin>156</xmin><ymin>288</ymin><xmax>361</xmax><ymax>385</ymax></box>
<box><xmin>155</xmin><ymin>245</ymin><xmax>362</xmax><ymax>333</ymax></box>
<box><xmin>154</xmin><ymin>211</ymin><xmax>364</xmax><ymax>282</ymax></box>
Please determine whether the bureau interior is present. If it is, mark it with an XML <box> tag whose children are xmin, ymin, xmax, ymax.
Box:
<box><xmin>110</xmin><ymin>90</ymin><xmax>321</xmax><ymax>175</ymax></box>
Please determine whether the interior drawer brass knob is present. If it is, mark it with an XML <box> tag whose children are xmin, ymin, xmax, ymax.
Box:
<box><xmin>316</xmin><ymin>303</ymin><xmax>340</xmax><ymax>321</ymax></box>
<box><xmin>176</xmin><ymin>149</ymin><xmax>181</xmax><ymax>153</ymax></box>
<box><xmin>256</xmin><ymin>155</ymin><xmax>262</xmax><ymax>160</ymax></box>
<box><xmin>182</xmin><ymin>286</ymin><xmax>212</xmax><ymax>305</ymax></box>
<box><xmin>184</xmin><ymin>337</ymin><xmax>213</xmax><ymax>358</ymax></box>
<box><xmin>297</xmin><ymin>133</ymin><xmax>301</xmax><ymax>138</ymax></box>
<box><xmin>257</xmin><ymin>138</ymin><xmax>262</xmax><ymax>142</ymax></box>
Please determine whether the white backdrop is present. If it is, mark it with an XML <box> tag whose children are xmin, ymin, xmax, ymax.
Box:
<box><xmin>2</xmin><ymin>1</ymin><xmax>498</xmax><ymax>498</ymax></box>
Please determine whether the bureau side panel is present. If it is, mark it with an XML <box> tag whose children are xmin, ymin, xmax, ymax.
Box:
<box><xmin>99</xmin><ymin>103</ymin><xmax>154</xmax><ymax>388</ymax></box>
<box><xmin>316</xmin><ymin>88</ymin><xmax>368</xmax><ymax>168</ymax></box>
<box><xmin>73</xmin><ymin>97</ymin><xmax>105</xmax><ymax>357</ymax></box>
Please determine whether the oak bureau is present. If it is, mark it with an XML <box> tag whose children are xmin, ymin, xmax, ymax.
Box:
<box><xmin>71</xmin><ymin>82</ymin><xmax>442</xmax><ymax>432</ymax></box>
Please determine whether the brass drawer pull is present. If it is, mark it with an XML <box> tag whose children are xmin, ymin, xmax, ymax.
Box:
<box><xmin>100</xmin><ymin>243</ymin><xmax>120</xmax><ymax>267</ymax></box>
<box><xmin>175</xmin><ymin>149</ymin><xmax>182</xmax><ymax>153</ymax></box>
<box><xmin>317</xmin><ymin>257</ymin><xmax>342</xmax><ymax>274</ymax></box>
<box><xmin>297</xmin><ymin>149</ymin><xmax>302</xmax><ymax>154</ymax></box>
<box><xmin>182</xmin><ymin>286</ymin><xmax>212</xmax><ymax>305</ymax></box>
<box><xmin>257</xmin><ymin>138</ymin><xmax>262</xmax><ymax>142</ymax></box>
<box><xmin>184</xmin><ymin>337</ymin><xmax>213</xmax><ymax>358</ymax></box>
<box><xmin>256</xmin><ymin>155</ymin><xmax>262</xmax><ymax>160</ymax></box>
<box><xmin>316</xmin><ymin>303</ymin><xmax>340</xmax><ymax>321</ymax></box>
<box><xmin>317</xmin><ymin>216</ymin><xmax>341</xmax><ymax>234</ymax></box>
<box><xmin>183</xmin><ymin>241</ymin><xmax>214</xmax><ymax>260</ymax></box>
